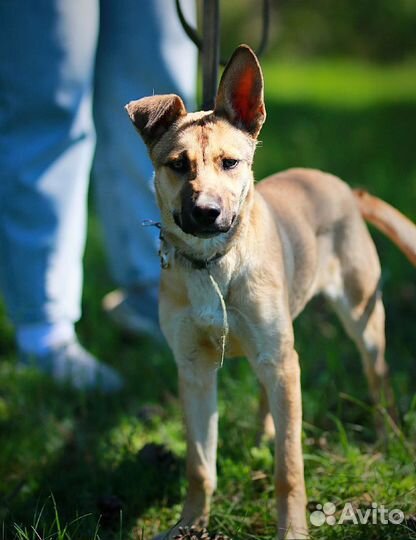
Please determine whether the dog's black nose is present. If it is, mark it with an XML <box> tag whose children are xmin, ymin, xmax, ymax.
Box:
<box><xmin>191</xmin><ymin>202</ymin><xmax>221</xmax><ymax>226</ymax></box>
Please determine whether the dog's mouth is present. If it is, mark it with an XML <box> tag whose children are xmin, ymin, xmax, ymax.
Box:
<box><xmin>173</xmin><ymin>211</ymin><xmax>236</xmax><ymax>238</ymax></box>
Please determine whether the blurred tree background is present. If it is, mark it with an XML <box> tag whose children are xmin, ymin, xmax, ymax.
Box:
<box><xmin>218</xmin><ymin>0</ymin><xmax>416</xmax><ymax>63</ymax></box>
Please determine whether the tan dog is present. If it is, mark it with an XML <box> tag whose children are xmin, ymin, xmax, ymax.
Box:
<box><xmin>126</xmin><ymin>45</ymin><xmax>416</xmax><ymax>540</ymax></box>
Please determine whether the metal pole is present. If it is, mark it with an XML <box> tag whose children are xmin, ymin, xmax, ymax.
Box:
<box><xmin>202</xmin><ymin>0</ymin><xmax>220</xmax><ymax>111</ymax></box>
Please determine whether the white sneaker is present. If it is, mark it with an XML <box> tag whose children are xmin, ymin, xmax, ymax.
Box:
<box><xmin>19</xmin><ymin>339</ymin><xmax>123</xmax><ymax>392</ymax></box>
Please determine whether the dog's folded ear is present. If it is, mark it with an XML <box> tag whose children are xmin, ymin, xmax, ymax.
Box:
<box><xmin>125</xmin><ymin>94</ymin><xmax>187</xmax><ymax>146</ymax></box>
<box><xmin>215</xmin><ymin>44</ymin><xmax>266</xmax><ymax>139</ymax></box>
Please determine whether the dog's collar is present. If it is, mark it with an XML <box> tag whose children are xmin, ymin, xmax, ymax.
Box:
<box><xmin>141</xmin><ymin>219</ymin><xmax>229</xmax><ymax>270</ymax></box>
<box><xmin>174</xmin><ymin>248</ymin><xmax>226</xmax><ymax>270</ymax></box>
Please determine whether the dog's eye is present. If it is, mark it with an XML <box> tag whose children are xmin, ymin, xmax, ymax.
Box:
<box><xmin>168</xmin><ymin>158</ymin><xmax>189</xmax><ymax>174</ymax></box>
<box><xmin>222</xmin><ymin>158</ymin><xmax>239</xmax><ymax>170</ymax></box>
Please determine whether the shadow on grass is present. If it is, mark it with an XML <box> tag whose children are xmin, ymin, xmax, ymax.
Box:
<box><xmin>0</xmin><ymin>335</ymin><xmax>182</xmax><ymax>538</ymax></box>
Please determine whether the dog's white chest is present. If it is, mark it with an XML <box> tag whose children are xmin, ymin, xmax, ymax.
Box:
<box><xmin>186</xmin><ymin>270</ymin><xmax>227</xmax><ymax>330</ymax></box>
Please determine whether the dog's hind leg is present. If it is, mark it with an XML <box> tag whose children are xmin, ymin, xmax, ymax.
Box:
<box><xmin>326</xmin><ymin>284</ymin><xmax>397</xmax><ymax>428</ymax></box>
<box><xmin>256</xmin><ymin>384</ymin><xmax>276</xmax><ymax>444</ymax></box>
<box><xmin>324</xmin><ymin>219</ymin><xmax>396</xmax><ymax>425</ymax></box>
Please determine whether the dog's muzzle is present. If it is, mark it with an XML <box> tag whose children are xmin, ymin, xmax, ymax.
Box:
<box><xmin>174</xmin><ymin>199</ymin><xmax>235</xmax><ymax>238</ymax></box>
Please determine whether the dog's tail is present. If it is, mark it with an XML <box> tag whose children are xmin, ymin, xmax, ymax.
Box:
<box><xmin>353</xmin><ymin>189</ymin><xmax>416</xmax><ymax>266</ymax></box>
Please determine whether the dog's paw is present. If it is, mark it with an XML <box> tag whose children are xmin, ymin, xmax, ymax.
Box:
<box><xmin>152</xmin><ymin>531</ymin><xmax>173</xmax><ymax>540</ymax></box>
<box><xmin>151</xmin><ymin>523</ymin><xmax>186</xmax><ymax>540</ymax></box>
<box><xmin>153</xmin><ymin>524</ymin><xmax>213</xmax><ymax>540</ymax></box>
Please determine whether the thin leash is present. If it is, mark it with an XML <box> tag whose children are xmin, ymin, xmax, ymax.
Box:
<box><xmin>142</xmin><ymin>219</ymin><xmax>229</xmax><ymax>367</ymax></box>
<box><xmin>207</xmin><ymin>270</ymin><xmax>228</xmax><ymax>368</ymax></box>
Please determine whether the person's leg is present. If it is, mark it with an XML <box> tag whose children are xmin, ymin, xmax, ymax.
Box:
<box><xmin>93</xmin><ymin>0</ymin><xmax>197</xmax><ymax>336</ymax></box>
<box><xmin>0</xmin><ymin>0</ymin><xmax>121</xmax><ymax>390</ymax></box>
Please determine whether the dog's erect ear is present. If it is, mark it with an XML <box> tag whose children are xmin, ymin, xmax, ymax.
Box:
<box><xmin>214</xmin><ymin>44</ymin><xmax>266</xmax><ymax>138</ymax></box>
<box><xmin>125</xmin><ymin>94</ymin><xmax>187</xmax><ymax>146</ymax></box>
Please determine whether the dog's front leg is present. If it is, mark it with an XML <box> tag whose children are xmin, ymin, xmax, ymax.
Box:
<box><xmin>152</xmin><ymin>342</ymin><xmax>218</xmax><ymax>540</ymax></box>
<box><xmin>176</xmin><ymin>341</ymin><xmax>218</xmax><ymax>530</ymax></box>
<box><xmin>250</xmin><ymin>344</ymin><xmax>308</xmax><ymax>540</ymax></box>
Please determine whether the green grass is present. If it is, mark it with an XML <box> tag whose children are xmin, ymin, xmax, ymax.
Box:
<box><xmin>1</xmin><ymin>59</ymin><xmax>416</xmax><ymax>539</ymax></box>
<box><xmin>263</xmin><ymin>59</ymin><xmax>416</xmax><ymax>107</ymax></box>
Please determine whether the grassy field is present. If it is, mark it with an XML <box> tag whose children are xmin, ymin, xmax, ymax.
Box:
<box><xmin>0</xmin><ymin>60</ymin><xmax>415</xmax><ymax>540</ymax></box>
